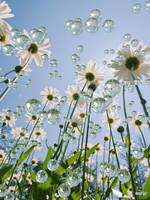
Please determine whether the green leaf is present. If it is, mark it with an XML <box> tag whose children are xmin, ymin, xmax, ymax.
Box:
<box><xmin>104</xmin><ymin>177</ymin><xmax>118</xmax><ymax>198</ymax></box>
<box><xmin>125</xmin><ymin>134</ymin><xmax>129</xmax><ymax>146</ymax></box>
<box><xmin>0</xmin><ymin>165</ymin><xmax>13</xmax><ymax>184</ymax></box>
<box><xmin>30</xmin><ymin>169</ymin><xmax>37</xmax><ymax>182</ymax></box>
<box><xmin>71</xmin><ymin>191</ymin><xmax>81</xmax><ymax>199</ymax></box>
<box><xmin>18</xmin><ymin>145</ymin><xmax>36</xmax><ymax>166</ymax></box>
<box><xmin>139</xmin><ymin>175</ymin><xmax>150</xmax><ymax>199</ymax></box>
<box><xmin>77</xmin><ymin>127</ymin><xmax>83</xmax><ymax>135</ymax></box>
<box><xmin>43</xmin><ymin>146</ymin><xmax>55</xmax><ymax>170</ymax></box>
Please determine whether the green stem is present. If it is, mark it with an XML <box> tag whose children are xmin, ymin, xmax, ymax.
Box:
<box><xmin>123</xmin><ymin>85</ymin><xmax>138</xmax><ymax>200</ymax></box>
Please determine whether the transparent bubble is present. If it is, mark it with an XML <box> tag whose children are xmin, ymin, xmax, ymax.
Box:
<box><xmin>25</xmin><ymin>99</ymin><xmax>41</xmax><ymax>115</ymax></box>
<box><xmin>104</xmin><ymin>95</ymin><xmax>112</xmax><ymax>106</ymax></box>
<box><xmin>128</xmin><ymin>100</ymin><xmax>134</xmax><ymax>107</ymax></box>
<box><xmin>107</xmin><ymin>64</ymin><xmax>112</xmax><ymax>68</ymax></box>
<box><xmin>102</xmin><ymin>19</ymin><xmax>115</xmax><ymax>32</ymax></box>
<box><xmin>100</xmin><ymin>162</ymin><xmax>107</xmax><ymax>173</ymax></box>
<box><xmin>10</xmin><ymin>28</ymin><xmax>22</xmax><ymax>42</ymax></box>
<box><xmin>67</xmin><ymin>172</ymin><xmax>80</xmax><ymax>187</ymax></box>
<box><xmin>92</xmin><ymin>98</ymin><xmax>107</xmax><ymax>113</ymax></box>
<box><xmin>144</xmin><ymin>1</ymin><xmax>150</xmax><ymax>11</ymax></box>
<box><xmin>15</xmin><ymin>34</ymin><xmax>30</xmax><ymax>50</ymax></box>
<box><xmin>132</xmin><ymin>147</ymin><xmax>144</xmax><ymax>159</ymax></box>
<box><xmin>66</xmin><ymin>20</ymin><xmax>73</xmax><ymax>30</ymax></box>
<box><xmin>4</xmin><ymin>192</ymin><xmax>14</xmax><ymax>200</ymax></box>
<box><xmin>131</xmin><ymin>39</ymin><xmax>139</xmax><ymax>47</ymax></box>
<box><xmin>89</xmin><ymin>9</ymin><xmax>102</xmax><ymax>22</ymax></box>
<box><xmin>117</xmin><ymin>142</ymin><xmax>128</xmax><ymax>153</ymax></box>
<box><xmin>118</xmin><ymin>169</ymin><xmax>130</xmax><ymax>183</ymax></box>
<box><xmin>110</xmin><ymin>49</ymin><xmax>115</xmax><ymax>54</ymax></box>
<box><xmin>47</xmin><ymin>159</ymin><xmax>59</xmax><ymax>171</ymax></box>
<box><xmin>85</xmin><ymin>17</ymin><xmax>99</xmax><ymax>33</ymax></box>
<box><xmin>90</xmin><ymin>130</ymin><xmax>97</xmax><ymax>137</ymax></box>
<box><xmin>41</xmin><ymin>54</ymin><xmax>49</xmax><ymax>62</ymax></box>
<box><xmin>132</xmin><ymin>3</ymin><xmax>141</xmax><ymax>14</ymax></box>
<box><xmin>47</xmin><ymin>109</ymin><xmax>61</xmax><ymax>125</ymax></box>
<box><xmin>104</xmin><ymin>49</ymin><xmax>109</xmax><ymax>54</ymax></box>
<box><xmin>49</xmin><ymin>59</ymin><xmax>58</xmax><ymax>67</ymax></box>
<box><xmin>76</xmin><ymin>45</ymin><xmax>84</xmax><ymax>53</ymax></box>
<box><xmin>122</xmin><ymin>44</ymin><xmax>130</xmax><ymax>51</ymax></box>
<box><xmin>131</xmin><ymin>110</ymin><xmax>137</xmax><ymax>116</ymax></box>
<box><xmin>104</xmin><ymin>79</ymin><xmax>121</xmax><ymax>96</ymax></box>
<box><xmin>39</xmin><ymin>110</ymin><xmax>47</xmax><ymax>121</ymax></box>
<box><xmin>58</xmin><ymin>183</ymin><xmax>71</xmax><ymax>198</ymax></box>
<box><xmin>103</xmin><ymin>60</ymin><xmax>107</xmax><ymax>65</ymax></box>
<box><xmin>123</xmin><ymin>33</ymin><xmax>131</xmax><ymax>41</ymax></box>
<box><xmin>2</xmin><ymin>44</ymin><xmax>16</xmax><ymax>56</ymax></box>
<box><xmin>0</xmin><ymin>186</ymin><xmax>8</xmax><ymax>197</ymax></box>
<box><xmin>70</xmin><ymin>20</ymin><xmax>83</xmax><ymax>35</ymax></box>
<box><xmin>48</xmin><ymin>72</ymin><xmax>53</xmax><ymax>79</ymax></box>
<box><xmin>105</xmin><ymin>164</ymin><xmax>118</xmax><ymax>178</ymax></box>
<box><xmin>71</xmin><ymin>54</ymin><xmax>80</xmax><ymax>62</ymax></box>
<box><xmin>134</xmin><ymin>50</ymin><xmax>139</xmax><ymax>56</ymax></box>
<box><xmin>75</xmin><ymin>64</ymin><xmax>86</xmax><ymax>71</ymax></box>
<box><xmin>36</xmin><ymin>170</ymin><xmax>48</xmax><ymax>183</ymax></box>
<box><xmin>74</xmin><ymin>167</ymin><xmax>83</xmax><ymax>177</ymax></box>
<box><xmin>38</xmin><ymin>26</ymin><xmax>48</xmax><ymax>36</ymax></box>
<box><xmin>30</xmin><ymin>29</ymin><xmax>45</xmax><ymax>44</ymax></box>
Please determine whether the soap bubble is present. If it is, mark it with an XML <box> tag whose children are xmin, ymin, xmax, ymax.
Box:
<box><xmin>123</xmin><ymin>33</ymin><xmax>131</xmax><ymax>41</ymax></box>
<box><xmin>104</xmin><ymin>79</ymin><xmax>121</xmax><ymax>96</ymax></box>
<box><xmin>118</xmin><ymin>169</ymin><xmax>130</xmax><ymax>183</ymax></box>
<box><xmin>25</xmin><ymin>99</ymin><xmax>41</xmax><ymax>115</ymax></box>
<box><xmin>132</xmin><ymin>147</ymin><xmax>144</xmax><ymax>159</ymax></box>
<box><xmin>89</xmin><ymin>9</ymin><xmax>102</xmax><ymax>22</ymax></box>
<box><xmin>58</xmin><ymin>183</ymin><xmax>71</xmax><ymax>198</ymax></box>
<box><xmin>102</xmin><ymin>19</ymin><xmax>115</xmax><ymax>32</ymax></box>
<box><xmin>36</xmin><ymin>170</ymin><xmax>48</xmax><ymax>183</ymax></box>
<box><xmin>47</xmin><ymin>109</ymin><xmax>61</xmax><ymax>125</ymax></box>
<box><xmin>131</xmin><ymin>39</ymin><xmax>139</xmax><ymax>47</ymax></box>
<box><xmin>47</xmin><ymin>159</ymin><xmax>59</xmax><ymax>171</ymax></box>
<box><xmin>92</xmin><ymin>98</ymin><xmax>107</xmax><ymax>113</ymax></box>
<box><xmin>67</xmin><ymin>172</ymin><xmax>80</xmax><ymax>187</ymax></box>
<box><xmin>85</xmin><ymin>17</ymin><xmax>99</xmax><ymax>33</ymax></box>
<box><xmin>70</xmin><ymin>19</ymin><xmax>83</xmax><ymax>35</ymax></box>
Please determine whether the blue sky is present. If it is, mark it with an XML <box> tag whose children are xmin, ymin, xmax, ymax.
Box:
<box><xmin>0</xmin><ymin>0</ymin><xmax>150</xmax><ymax>160</ymax></box>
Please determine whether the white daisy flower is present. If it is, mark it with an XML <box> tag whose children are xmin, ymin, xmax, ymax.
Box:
<box><xmin>26</xmin><ymin>113</ymin><xmax>40</xmax><ymax>125</ymax></box>
<box><xmin>11</xmin><ymin>127</ymin><xmax>28</xmax><ymax>139</ymax></box>
<box><xmin>74</xmin><ymin>107</ymin><xmax>86</xmax><ymax>120</ymax></box>
<box><xmin>66</xmin><ymin>85</ymin><xmax>85</xmax><ymax>107</ymax></box>
<box><xmin>111</xmin><ymin>42</ymin><xmax>150</xmax><ymax>82</ymax></box>
<box><xmin>32</xmin><ymin>128</ymin><xmax>46</xmax><ymax>142</ymax></box>
<box><xmin>40</xmin><ymin>86</ymin><xmax>60</xmax><ymax>108</ymax></box>
<box><xmin>102</xmin><ymin>112</ymin><xmax>121</xmax><ymax>130</ymax></box>
<box><xmin>31</xmin><ymin>157</ymin><xmax>38</xmax><ymax>167</ymax></box>
<box><xmin>70</xmin><ymin>117</ymin><xmax>83</xmax><ymax>130</ymax></box>
<box><xmin>129</xmin><ymin>113</ymin><xmax>148</xmax><ymax>131</ymax></box>
<box><xmin>17</xmin><ymin>30</ymin><xmax>51</xmax><ymax>67</ymax></box>
<box><xmin>0</xmin><ymin>109</ymin><xmax>16</xmax><ymax>127</ymax></box>
<box><xmin>76</xmin><ymin>60</ymin><xmax>104</xmax><ymax>86</ymax></box>
<box><xmin>0</xmin><ymin>1</ymin><xmax>14</xmax><ymax>19</ymax></box>
<box><xmin>18</xmin><ymin>57</ymin><xmax>32</xmax><ymax>76</ymax></box>
<box><xmin>0</xmin><ymin>19</ymin><xmax>13</xmax><ymax>47</ymax></box>
<box><xmin>0</xmin><ymin>149</ymin><xmax>6</xmax><ymax>163</ymax></box>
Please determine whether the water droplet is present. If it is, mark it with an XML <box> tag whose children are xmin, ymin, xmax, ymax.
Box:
<box><xmin>104</xmin><ymin>95</ymin><xmax>112</xmax><ymax>106</ymax></box>
<box><xmin>104</xmin><ymin>79</ymin><xmax>121</xmax><ymax>96</ymax></box>
<box><xmin>132</xmin><ymin>3</ymin><xmax>141</xmax><ymax>14</ymax></box>
<box><xmin>85</xmin><ymin>17</ymin><xmax>99</xmax><ymax>33</ymax></box>
<box><xmin>36</xmin><ymin>170</ymin><xmax>48</xmax><ymax>183</ymax></box>
<box><xmin>30</xmin><ymin>29</ymin><xmax>45</xmax><ymax>44</ymax></box>
<box><xmin>132</xmin><ymin>147</ymin><xmax>144</xmax><ymax>159</ymax></box>
<box><xmin>47</xmin><ymin>159</ymin><xmax>59</xmax><ymax>171</ymax></box>
<box><xmin>100</xmin><ymin>162</ymin><xmax>107</xmax><ymax>173</ymax></box>
<box><xmin>0</xmin><ymin>186</ymin><xmax>8</xmax><ymax>197</ymax></box>
<box><xmin>41</xmin><ymin>54</ymin><xmax>49</xmax><ymax>62</ymax></box>
<box><xmin>118</xmin><ymin>169</ymin><xmax>130</xmax><ymax>183</ymax></box>
<box><xmin>49</xmin><ymin>59</ymin><xmax>58</xmax><ymax>67</ymax></box>
<box><xmin>110</xmin><ymin>49</ymin><xmax>115</xmax><ymax>54</ymax></box>
<box><xmin>38</xmin><ymin>26</ymin><xmax>48</xmax><ymax>36</ymax></box>
<box><xmin>71</xmin><ymin>54</ymin><xmax>80</xmax><ymax>62</ymax></box>
<box><xmin>15</xmin><ymin>34</ymin><xmax>30</xmax><ymax>50</ymax></box>
<box><xmin>70</xmin><ymin>20</ymin><xmax>83</xmax><ymax>35</ymax></box>
<box><xmin>144</xmin><ymin>1</ymin><xmax>150</xmax><ymax>11</ymax></box>
<box><xmin>10</xmin><ymin>29</ymin><xmax>22</xmax><ymax>42</ymax></box>
<box><xmin>117</xmin><ymin>142</ymin><xmax>128</xmax><ymax>153</ymax></box>
<box><xmin>66</xmin><ymin>20</ymin><xmax>73</xmax><ymax>30</ymax></box>
<box><xmin>4</xmin><ymin>192</ymin><xmax>14</xmax><ymax>200</ymax></box>
<box><xmin>76</xmin><ymin>45</ymin><xmax>84</xmax><ymax>53</ymax></box>
<box><xmin>92</xmin><ymin>98</ymin><xmax>107</xmax><ymax>113</ymax></box>
<box><xmin>123</xmin><ymin>33</ymin><xmax>131</xmax><ymax>41</ymax></box>
<box><xmin>134</xmin><ymin>50</ymin><xmax>139</xmax><ymax>56</ymax></box>
<box><xmin>67</xmin><ymin>172</ymin><xmax>80</xmax><ymax>187</ymax></box>
<box><xmin>25</xmin><ymin>99</ymin><xmax>42</xmax><ymax>115</ymax></box>
<box><xmin>89</xmin><ymin>9</ymin><xmax>102</xmax><ymax>22</ymax></box>
<box><xmin>2</xmin><ymin>44</ymin><xmax>16</xmax><ymax>56</ymax></box>
<box><xmin>58</xmin><ymin>183</ymin><xmax>71</xmax><ymax>198</ymax></box>
<box><xmin>131</xmin><ymin>39</ymin><xmax>139</xmax><ymax>47</ymax></box>
<box><xmin>74</xmin><ymin>167</ymin><xmax>83</xmax><ymax>177</ymax></box>
<box><xmin>47</xmin><ymin>109</ymin><xmax>61</xmax><ymax>125</ymax></box>
<box><xmin>105</xmin><ymin>164</ymin><xmax>118</xmax><ymax>178</ymax></box>
<box><xmin>147</xmin><ymin>107</ymin><xmax>150</xmax><ymax>113</ymax></box>
<box><xmin>102</xmin><ymin>19</ymin><xmax>115</xmax><ymax>32</ymax></box>
<box><xmin>103</xmin><ymin>60</ymin><xmax>107</xmax><ymax>65</ymax></box>
<box><xmin>104</xmin><ymin>49</ymin><xmax>109</xmax><ymax>54</ymax></box>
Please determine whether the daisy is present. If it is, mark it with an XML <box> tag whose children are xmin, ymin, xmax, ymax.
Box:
<box><xmin>111</xmin><ymin>42</ymin><xmax>150</xmax><ymax>82</ymax></box>
<box><xmin>95</xmin><ymin>143</ymin><xmax>104</xmax><ymax>155</ymax></box>
<box><xmin>76</xmin><ymin>60</ymin><xmax>104</xmax><ymax>86</ymax></box>
<box><xmin>17</xmin><ymin>29</ymin><xmax>51</xmax><ymax>67</ymax></box>
<box><xmin>31</xmin><ymin>157</ymin><xmax>38</xmax><ymax>167</ymax></box>
<box><xmin>74</xmin><ymin>107</ymin><xmax>86</xmax><ymax>121</ymax></box>
<box><xmin>32</xmin><ymin>128</ymin><xmax>46</xmax><ymax>142</ymax></box>
<box><xmin>0</xmin><ymin>149</ymin><xmax>6</xmax><ymax>163</ymax></box>
<box><xmin>70</xmin><ymin>117</ymin><xmax>83</xmax><ymax>130</ymax></box>
<box><xmin>102</xmin><ymin>112</ymin><xmax>121</xmax><ymax>130</ymax></box>
<box><xmin>0</xmin><ymin>1</ymin><xmax>14</xmax><ymax>19</ymax></box>
<box><xmin>40</xmin><ymin>86</ymin><xmax>60</xmax><ymax>108</ymax></box>
<box><xmin>15</xmin><ymin>57</ymin><xmax>32</xmax><ymax>76</ymax></box>
<box><xmin>0</xmin><ymin>19</ymin><xmax>13</xmax><ymax>47</ymax></box>
<box><xmin>26</xmin><ymin>113</ymin><xmax>40</xmax><ymax>125</ymax></box>
<box><xmin>129</xmin><ymin>113</ymin><xmax>148</xmax><ymax>131</ymax></box>
<box><xmin>66</xmin><ymin>85</ymin><xmax>85</xmax><ymax>106</ymax></box>
<box><xmin>0</xmin><ymin>109</ymin><xmax>16</xmax><ymax>127</ymax></box>
<box><xmin>11</xmin><ymin>127</ymin><xmax>28</xmax><ymax>139</ymax></box>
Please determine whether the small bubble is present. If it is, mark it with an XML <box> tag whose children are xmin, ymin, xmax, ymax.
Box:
<box><xmin>144</xmin><ymin>1</ymin><xmax>150</xmax><ymax>11</ymax></box>
<box><xmin>70</xmin><ymin>19</ymin><xmax>83</xmax><ymax>35</ymax></box>
<box><xmin>132</xmin><ymin>3</ymin><xmax>141</xmax><ymax>14</ymax></box>
<box><xmin>104</xmin><ymin>49</ymin><xmax>109</xmax><ymax>54</ymax></box>
<box><xmin>76</xmin><ymin>45</ymin><xmax>84</xmax><ymax>53</ymax></box>
<box><xmin>71</xmin><ymin>54</ymin><xmax>80</xmax><ymax>62</ymax></box>
<box><xmin>123</xmin><ymin>33</ymin><xmax>131</xmax><ymax>41</ymax></box>
<box><xmin>85</xmin><ymin>17</ymin><xmax>99</xmax><ymax>33</ymax></box>
<box><xmin>102</xmin><ymin>19</ymin><xmax>115</xmax><ymax>32</ymax></box>
<box><xmin>131</xmin><ymin>39</ymin><xmax>139</xmax><ymax>47</ymax></box>
<box><xmin>49</xmin><ymin>59</ymin><xmax>58</xmax><ymax>67</ymax></box>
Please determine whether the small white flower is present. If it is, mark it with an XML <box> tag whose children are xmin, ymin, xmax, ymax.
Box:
<box><xmin>11</xmin><ymin>127</ymin><xmax>28</xmax><ymax>139</ymax></box>
<box><xmin>66</xmin><ymin>85</ymin><xmax>85</xmax><ymax>107</ymax></box>
<box><xmin>40</xmin><ymin>86</ymin><xmax>60</xmax><ymax>108</ymax></box>
<box><xmin>17</xmin><ymin>29</ymin><xmax>51</xmax><ymax>67</ymax></box>
<box><xmin>0</xmin><ymin>1</ymin><xmax>14</xmax><ymax>19</ymax></box>
<box><xmin>111</xmin><ymin>42</ymin><xmax>150</xmax><ymax>82</ymax></box>
<box><xmin>0</xmin><ymin>109</ymin><xmax>16</xmax><ymax>127</ymax></box>
<box><xmin>129</xmin><ymin>113</ymin><xmax>148</xmax><ymax>131</ymax></box>
<box><xmin>102</xmin><ymin>112</ymin><xmax>121</xmax><ymax>130</ymax></box>
<box><xmin>74</xmin><ymin>107</ymin><xmax>86</xmax><ymax>120</ymax></box>
<box><xmin>0</xmin><ymin>149</ymin><xmax>6</xmax><ymax>163</ymax></box>
<box><xmin>32</xmin><ymin>128</ymin><xmax>46</xmax><ymax>142</ymax></box>
<box><xmin>26</xmin><ymin>113</ymin><xmax>40</xmax><ymax>125</ymax></box>
<box><xmin>0</xmin><ymin>19</ymin><xmax>13</xmax><ymax>47</ymax></box>
<box><xmin>76</xmin><ymin>60</ymin><xmax>104</xmax><ymax>86</ymax></box>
